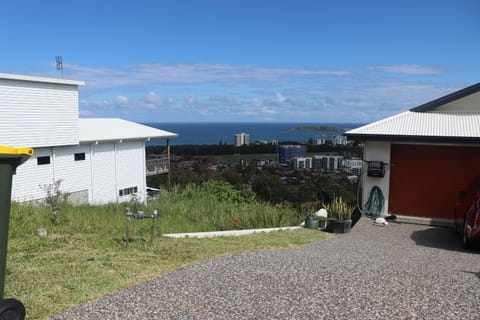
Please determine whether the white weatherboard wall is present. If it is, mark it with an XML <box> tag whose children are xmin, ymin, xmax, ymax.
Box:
<box><xmin>12</xmin><ymin>142</ymin><xmax>148</xmax><ymax>204</ymax></box>
<box><xmin>54</xmin><ymin>145</ymin><xmax>92</xmax><ymax>203</ymax></box>
<box><xmin>12</xmin><ymin>148</ymin><xmax>54</xmax><ymax>202</ymax></box>
<box><xmin>0</xmin><ymin>78</ymin><xmax>81</xmax><ymax>148</ymax></box>
<box><xmin>91</xmin><ymin>143</ymin><xmax>117</xmax><ymax>205</ymax></box>
<box><xmin>12</xmin><ymin>145</ymin><xmax>92</xmax><ymax>203</ymax></box>
<box><xmin>115</xmin><ymin>141</ymin><xmax>146</xmax><ymax>203</ymax></box>
<box><xmin>362</xmin><ymin>141</ymin><xmax>391</xmax><ymax>215</ymax></box>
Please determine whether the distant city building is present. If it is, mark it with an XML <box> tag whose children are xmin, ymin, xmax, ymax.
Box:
<box><xmin>343</xmin><ymin>158</ymin><xmax>363</xmax><ymax>175</ymax></box>
<box><xmin>278</xmin><ymin>145</ymin><xmax>307</xmax><ymax>164</ymax></box>
<box><xmin>240</xmin><ymin>158</ymin><xmax>275</xmax><ymax>169</ymax></box>
<box><xmin>312</xmin><ymin>155</ymin><xmax>344</xmax><ymax>171</ymax></box>
<box><xmin>292</xmin><ymin>157</ymin><xmax>313</xmax><ymax>170</ymax></box>
<box><xmin>234</xmin><ymin>132</ymin><xmax>249</xmax><ymax>146</ymax></box>
<box><xmin>333</xmin><ymin>135</ymin><xmax>348</xmax><ymax>145</ymax></box>
<box><xmin>310</xmin><ymin>138</ymin><xmax>327</xmax><ymax>145</ymax></box>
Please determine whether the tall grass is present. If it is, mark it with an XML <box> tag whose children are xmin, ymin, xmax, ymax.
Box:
<box><xmin>153</xmin><ymin>181</ymin><xmax>302</xmax><ymax>233</ymax></box>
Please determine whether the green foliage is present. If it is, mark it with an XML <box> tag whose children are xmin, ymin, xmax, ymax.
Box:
<box><xmin>324</xmin><ymin>196</ymin><xmax>354</xmax><ymax>220</ymax></box>
<box><xmin>39</xmin><ymin>179</ymin><xmax>70</xmax><ymax>208</ymax></box>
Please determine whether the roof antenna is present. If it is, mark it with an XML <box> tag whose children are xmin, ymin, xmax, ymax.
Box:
<box><xmin>55</xmin><ymin>56</ymin><xmax>63</xmax><ymax>79</ymax></box>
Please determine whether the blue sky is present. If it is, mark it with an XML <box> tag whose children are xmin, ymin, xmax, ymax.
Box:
<box><xmin>1</xmin><ymin>0</ymin><xmax>479</xmax><ymax>123</ymax></box>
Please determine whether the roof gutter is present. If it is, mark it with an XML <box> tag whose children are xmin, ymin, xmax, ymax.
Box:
<box><xmin>346</xmin><ymin>133</ymin><xmax>480</xmax><ymax>144</ymax></box>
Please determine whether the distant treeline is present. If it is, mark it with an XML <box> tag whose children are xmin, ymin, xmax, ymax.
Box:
<box><xmin>147</xmin><ymin>143</ymin><xmax>362</xmax><ymax>158</ymax></box>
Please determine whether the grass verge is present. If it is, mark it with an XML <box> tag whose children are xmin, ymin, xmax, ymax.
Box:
<box><xmin>6</xmin><ymin>203</ymin><xmax>331</xmax><ymax>320</ymax></box>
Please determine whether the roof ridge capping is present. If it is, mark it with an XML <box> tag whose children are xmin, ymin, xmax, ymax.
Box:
<box><xmin>411</xmin><ymin>82</ymin><xmax>480</xmax><ymax>112</ymax></box>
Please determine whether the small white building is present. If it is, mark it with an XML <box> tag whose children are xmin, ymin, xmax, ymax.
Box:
<box><xmin>0</xmin><ymin>73</ymin><xmax>177</xmax><ymax>205</ymax></box>
<box><xmin>234</xmin><ymin>133</ymin><xmax>249</xmax><ymax>146</ymax></box>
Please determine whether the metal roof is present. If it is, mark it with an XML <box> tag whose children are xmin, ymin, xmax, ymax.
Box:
<box><xmin>346</xmin><ymin>111</ymin><xmax>480</xmax><ymax>142</ymax></box>
<box><xmin>0</xmin><ymin>72</ymin><xmax>85</xmax><ymax>86</ymax></box>
<box><xmin>79</xmin><ymin>118</ymin><xmax>178</xmax><ymax>143</ymax></box>
<box><xmin>346</xmin><ymin>83</ymin><xmax>480</xmax><ymax>142</ymax></box>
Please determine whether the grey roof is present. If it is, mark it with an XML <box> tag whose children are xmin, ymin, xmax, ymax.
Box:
<box><xmin>346</xmin><ymin>111</ymin><xmax>480</xmax><ymax>141</ymax></box>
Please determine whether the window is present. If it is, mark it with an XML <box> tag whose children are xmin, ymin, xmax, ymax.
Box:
<box><xmin>119</xmin><ymin>186</ymin><xmax>138</xmax><ymax>197</ymax></box>
<box><xmin>74</xmin><ymin>152</ymin><xmax>86</xmax><ymax>161</ymax></box>
<box><xmin>37</xmin><ymin>156</ymin><xmax>50</xmax><ymax>165</ymax></box>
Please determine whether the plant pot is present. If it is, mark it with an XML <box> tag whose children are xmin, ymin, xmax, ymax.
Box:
<box><xmin>325</xmin><ymin>218</ymin><xmax>336</xmax><ymax>233</ymax></box>
<box><xmin>331</xmin><ymin>219</ymin><xmax>352</xmax><ymax>234</ymax></box>
<box><xmin>318</xmin><ymin>219</ymin><xmax>327</xmax><ymax>230</ymax></box>
<box><xmin>305</xmin><ymin>216</ymin><xmax>320</xmax><ymax>229</ymax></box>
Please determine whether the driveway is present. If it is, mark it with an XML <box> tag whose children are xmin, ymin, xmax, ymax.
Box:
<box><xmin>51</xmin><ymin>218</ymin><xmax>479</xmax><ymax>319</ymax></box>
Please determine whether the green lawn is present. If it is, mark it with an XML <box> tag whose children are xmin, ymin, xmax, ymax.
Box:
<box><xmin>6</xmin><ymin>202</ymin><xmax>332</xmax><ymax>320</ymax></box>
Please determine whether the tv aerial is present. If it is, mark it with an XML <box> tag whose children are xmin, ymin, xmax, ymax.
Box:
<box><xmin>55</xmin><ymin>56</ymin><xmax>63</xmax><ymax>79</ymax></box>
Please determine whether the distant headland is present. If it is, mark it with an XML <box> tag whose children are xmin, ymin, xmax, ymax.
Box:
<box><xmin>289</xmin><ymin>125</ymin><xmax>345</xmax><ymax>133</ymax></box>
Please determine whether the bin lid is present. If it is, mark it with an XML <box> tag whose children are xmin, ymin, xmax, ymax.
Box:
<box><xmin>0</xmin><ymin>146</ymin><xmax>34</xmax><ymax>166</ymax></box>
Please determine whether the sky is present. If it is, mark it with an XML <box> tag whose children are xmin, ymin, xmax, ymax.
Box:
<box><xmin>1</xmin><ymin>0</ymin><xmax>479</xmax><ymax>123</ymax></box>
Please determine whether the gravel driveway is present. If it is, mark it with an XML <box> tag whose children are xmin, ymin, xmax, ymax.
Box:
<box><xmin>51</xmin><ymin>218</ymin><xmax>479</xmax><ymax>319</ymax></box>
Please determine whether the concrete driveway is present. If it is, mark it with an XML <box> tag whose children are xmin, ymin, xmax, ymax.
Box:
<box><xmin>51</xmin><ymin>218</ymin><xmax>479</xmax><ymax>319</ymax></box>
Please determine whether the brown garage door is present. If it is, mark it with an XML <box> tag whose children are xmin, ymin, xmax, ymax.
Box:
<box><xmin>389</xmin><ymin>144</ymin><xmax>480</xmax><ymax>219</ymax></box>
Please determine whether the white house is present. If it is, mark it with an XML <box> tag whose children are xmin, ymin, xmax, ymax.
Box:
<box><xmin>346</xmin><ymin>83</ymin><xmax>480</xmax><ymax>225</ymax></box>
<box><xmin>0</xmin><ymin>73</ymin><xmax>177</xmax><ymax>205</ymax></box>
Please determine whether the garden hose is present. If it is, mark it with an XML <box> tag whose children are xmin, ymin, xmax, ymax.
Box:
<box><xmin>356</xmin><ymin>162</ymin><xmax>385</xmax><ymax>219</ymax></box>
<box><xmin>362</xmin><ymin>186</ymin><xmax>385</xmax><ymax>219</ymax></box>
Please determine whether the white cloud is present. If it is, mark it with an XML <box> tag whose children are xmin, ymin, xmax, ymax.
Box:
<box><xmin>71</xmin><ymin>61</ymin><xmax>463</xmax><ymax>123</ymax></box>
<box><xmin>261</xmin><ymin>107</ymin><xmax>277</xmax><ymax>114</ymax></box>
<box><xmin>275</xmin><ymin>92</ymin><xmax>286</xmax><ymax>104</ymax></box>
<box><xmin>63</xmin><ymin>62</ymin><xmax>350</xmax><ymax>90</ymax></box>
<box><xmin>368</xmin><ymin>64</ymin><xmax>442</xmax><ymax>75</ymax></box>
<box><xmin>144</xmin><ymin>91</ymin><xmax>161</xmax><ymax>105</ymax></box>
<box><xmin>115</xmin><ymin>95</ymin><xmax>129</xmax><ymax>105</ymax></box>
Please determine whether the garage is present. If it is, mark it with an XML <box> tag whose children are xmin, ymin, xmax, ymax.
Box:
<box><xmin>346</xmin><ymin>82</ymin><xmax>480</xmax><ymax>224</ymax></box>
<box><xmin>389</xmin><ymin>144</ymin><xmax>480</xmax><ymax>219</ymax></box>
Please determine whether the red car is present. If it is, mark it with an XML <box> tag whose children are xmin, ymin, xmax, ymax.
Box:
<box><xmin>454</xmin><ymin>190</ymin><xmax>480</xmax><ymax>249</ymax></box>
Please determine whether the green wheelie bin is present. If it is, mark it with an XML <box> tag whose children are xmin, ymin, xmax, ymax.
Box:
<box><xmin>0</xmin><ymin>146</ymin><xmax>34</xmax><ymax>320</ymax></box>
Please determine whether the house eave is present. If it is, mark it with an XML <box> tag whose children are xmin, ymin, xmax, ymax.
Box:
<box><xmin>79</xmin><ymin>135</ymin><xmax>177</xmax><ymax>145</ymax></box>
<box><xmin>346</xmin><ymin>133</ymin><xmax>480</xmax><ymax>144</ymax></box>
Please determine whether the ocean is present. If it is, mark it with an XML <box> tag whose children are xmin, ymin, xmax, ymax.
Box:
<box><xmin>145</xmin><ymin>122</ymin><xmax>364</xmax><ymax>146</ymax></box>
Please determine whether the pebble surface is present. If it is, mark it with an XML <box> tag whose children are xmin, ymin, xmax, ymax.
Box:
<box><xmin>51</xmin><ymin>218</ymin><xmax>479</xmax><ymax>319</ymax></box>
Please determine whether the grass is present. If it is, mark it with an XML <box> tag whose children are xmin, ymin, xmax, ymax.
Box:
<box><xmin>5</xmin><ymin>194</ymin><xmax>332</xmax><ymax>320</ymax></box>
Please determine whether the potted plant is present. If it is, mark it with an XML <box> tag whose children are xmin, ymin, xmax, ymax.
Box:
<box><xmin>324</xmin><ymin>196</ymin><xmax>353</xmax><ymax>233</ymax></box>
<box><xmin>316</xmin><ymin>215</ymin><xmax>327</xmax><ymax>230</ymax></box>
<box><xmin>304</xmin><ymin>215</ymin><xmax>320</xmax><ymax>229</ymax></box>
